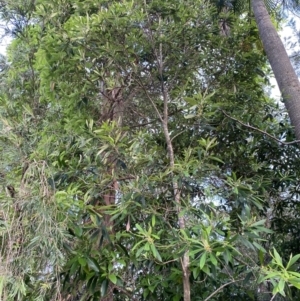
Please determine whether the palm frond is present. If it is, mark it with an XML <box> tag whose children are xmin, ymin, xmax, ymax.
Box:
<box><xmin>282</xmin><ymin>0</ymin><xmax>300</xmax><ymax>15</ymax></box>
<box><xmin>216</xmin><ymin>0</ymin><xmax>300</xmax><ymax>16</ymax></box>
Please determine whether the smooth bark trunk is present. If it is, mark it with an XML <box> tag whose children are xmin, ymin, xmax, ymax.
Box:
<box><xmin>142</xmin><ymin>77</ymin><xmax>191</xmax><ymax>301</ymax></box>
<box><xmin>159</xmin><ymin>41</ymin><xmax>191</xmax><ymax>300</ymax></box>
<box><xmin>251</xmin><ymin>0</ymin><xmax>300</xmax><ymax>140</ymax></box>
<box><xmin>162</xmin><ymin>119</ymin><xmax>191</xmax><ymax>301</ymax></box>
<box><xmin>252</xmin><ymin>0</ymin><xmax>300</xmax><ymax>140</ymax></box>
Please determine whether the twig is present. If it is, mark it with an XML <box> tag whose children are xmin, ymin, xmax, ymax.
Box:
<box><xmin>134</xmin><ymin>76</ymin><xmax>164</xmax><ymax>124</ymax></box>
<box><xmin>112</xmin><ymin>285</ymin><xmax>139</xmax><ymax>301</ymax></box>
<box><xmin>221</xmin><ymin>110</ymin><xmax>300</xmax><ymax>145</ymax></box>
<box><xmin>116</xmin><ymin>175</ymin><xmax>136</xmax><ymax>181</ymax></box>
<box><xmin>203</xmin><ymin>279</ymin><xmax>242</xmax><ymax>301</ymax></box>
<box><xmin>171</xmin><ymin>130</ymin><xmax>185</xmax><ymax>142</ymax></box>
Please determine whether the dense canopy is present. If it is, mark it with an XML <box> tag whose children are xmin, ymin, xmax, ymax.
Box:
<box><xmin>0</xmin><ymin>1</ymin><xmax>300</xmax><ymax>301</ymax></box>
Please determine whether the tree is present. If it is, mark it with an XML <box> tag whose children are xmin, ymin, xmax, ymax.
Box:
<box><xmin>1</xmin><ymin>1</ymin><xmax>300</xmax><ymax>301</ymax></box>
<box><xmin>215</xmin><ymin>0</ymin><xmax>300</xmax><ymax>140</ymax></box>
<box><xmin>251</xmin><ymin>0</ymin><xmax>300</xmax><ymax>140</ymax></box>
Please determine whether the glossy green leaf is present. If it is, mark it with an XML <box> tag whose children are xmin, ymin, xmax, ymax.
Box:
<box><xmin>108</xmin><ymin>274</ymin><xmax>117</xmax><ymax>285</ymax></box>
<box><xmin>199</xmin><ymin>252</ymin><xmax>207</xmax><ymax>269</ymax></box>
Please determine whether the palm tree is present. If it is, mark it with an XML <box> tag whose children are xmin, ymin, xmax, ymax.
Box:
<box><xmin>251</xmin><ymin>0</ymin><xmax>300</xmax><ymax>141</ymax></box>
<box><xmin>219</xmin><ymin>0</ymin><xmax>300</xmax><ymax>140</ymax></box>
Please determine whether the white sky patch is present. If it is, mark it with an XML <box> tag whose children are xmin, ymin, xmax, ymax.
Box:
<box><xmin>268</xmin><ymin>18</ymin><xmax>300</xmax><ymax>101</ymax></box>
<box><xmin>0</xmin><ymin>27</ymin><xmax>10</xmax><ymax>55</ymax></box>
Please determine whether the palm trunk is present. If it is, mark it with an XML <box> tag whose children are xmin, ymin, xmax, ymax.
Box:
<box><xmin>252</xmin><ymin>0</ymin><xmax>300</xmax><ymax>140</ymax></box>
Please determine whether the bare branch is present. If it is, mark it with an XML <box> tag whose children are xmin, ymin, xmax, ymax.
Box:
<box><xmin>134</xmin><ymin>76</ymin><xmax>164</xmax><ymax>124</ymax></box>
<box><xmin>221</xmin><ymin>110</ymin><xmax>300</xmax><ymax>145</ymax></box>
<box><xmin>204</xmin><ymin>279</ymin><xmax>242</xmax><ymax>301</ymax></box>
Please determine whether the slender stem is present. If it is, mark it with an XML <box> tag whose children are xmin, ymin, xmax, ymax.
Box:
<box><xmin>156</xmin><ymin>21</ymin><xmax>190</xmax><ymax>300</ymax></box>
<box><xmin>136</xmin><ymin>12</ymin><xmax>191</xmax><ymax>300</ymax></box>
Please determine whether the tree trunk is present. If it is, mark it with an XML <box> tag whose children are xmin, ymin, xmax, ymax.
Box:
<box><xmin>252</xmin><ymin>0</ymin><xmax>300</xmax><ymax>140</ymax></box>
<box><xmin>159</xmin><ymin>47</ymin><xmax>191</xmax><ymax>300</ymax></box>
<box><xmin>162</xmin><ymin>119</ymin><xmax>191</xmax><ymax>301</ymax></box>
<box><xmin>100</xmin><ymin>83</ymin><xmax>124</xmax><ymax>301</ymax></box>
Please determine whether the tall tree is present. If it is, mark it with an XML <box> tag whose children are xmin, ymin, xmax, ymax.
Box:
<box><xmin>1</xmin><ymin>1</ymin><xmax>300</xmax><ymax>301</ymax></box>
<box><xmin>251</xmin><ymin>0</ymin><xmax>300</xmax><ymax>140</ymax></box>
<box><xmin>216</xmin><ymin>0</ymin><xmax>300</xmax><ymax>140</ymax></box>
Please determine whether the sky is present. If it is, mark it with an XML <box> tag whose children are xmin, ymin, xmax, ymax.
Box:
<box><xmin>269</xmin><ymin>26</ymin><xmax>293</xmax><ymax>100</ymax></box>
<box><xmin>268</xmin><ymin>19</ymin><xmax>300</xmax><ymax>99</ymax></box>
<box><xmin>0</xmin><ymin>27</ymin><xmax>10</xmax><ymax>55</ymax></box>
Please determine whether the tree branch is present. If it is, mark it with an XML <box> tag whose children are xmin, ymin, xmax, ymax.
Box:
<box><xmin>112</xmin><ymin>285</ymin><xmax>139</xmax><ymax>301</ymax></box>
<box><xmin>204</xmin><ymin>279</ymin><xmax>242</xmax><ymax>301</ymax></box>
<box><xmin>134</xmin><ymin>76</ymin><xmax>164</xmax><ymax>124</ymax></box>
<box><xmin>221</xmin><ymin>110</ymin><xmax>300</xmax><ymax>145</ymax></box>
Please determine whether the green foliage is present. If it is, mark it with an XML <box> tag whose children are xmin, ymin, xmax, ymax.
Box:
<box><xmin>259</xmin><ymin>249</ymin><xmax>300</xmax><ymax>298</ymax></box>
<box><xmin>0</xmin><ymin>0</ymin><xmax>300</xmax><ymax>301</ymax></box>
